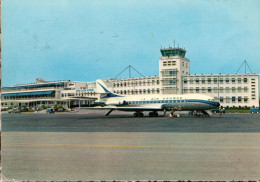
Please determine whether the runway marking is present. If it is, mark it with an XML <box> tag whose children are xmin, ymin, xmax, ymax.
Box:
<box><xmin>2</xmin><ymin>143</ymin><xmax>260</xmax><ymax>149</ymax></box>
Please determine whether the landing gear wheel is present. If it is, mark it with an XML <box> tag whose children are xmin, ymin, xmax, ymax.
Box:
<box><xmin>149</xmin><ymin>112</ymin><xmax>154</xmax><ymax>117</ymax></box>
<box><xmin>149</xmin><ymin>112</ymin><xmax>158</xmax><ymax>117</ymax></box>
<box><xmin>154</xmin><ymin>112</ymin><xmax>158</xmax><ymax>117</ymax></box>
<box><xmin>134</xmin><ymin>112</ymin><xmax>144</xmax><ymax>117</ymax></box>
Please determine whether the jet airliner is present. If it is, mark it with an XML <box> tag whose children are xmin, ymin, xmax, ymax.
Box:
<box><xmin>82</xmin><ymin>80</ymin><xmax>220</xmax><ymax>117</ymax></box>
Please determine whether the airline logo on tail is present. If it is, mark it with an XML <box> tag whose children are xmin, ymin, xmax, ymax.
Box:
<box><xmin>96</xmin><ymin>80</ymin><xmax>124</xmax><ymax>98</ymax></box>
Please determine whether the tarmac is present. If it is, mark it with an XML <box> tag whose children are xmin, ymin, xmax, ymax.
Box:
<box><xmin>1</xmin><ymin>111</ymin><xmax>260</xmax><ymax>180</ymax></box>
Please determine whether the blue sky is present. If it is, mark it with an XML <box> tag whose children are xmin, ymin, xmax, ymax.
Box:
<box><xmin>2</xmin><ymin>0</ymin><xmax>260</xmax><ymax>87</ymax></box>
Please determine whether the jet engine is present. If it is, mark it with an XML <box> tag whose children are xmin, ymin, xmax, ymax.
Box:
<box><xmin>106</xmin><ymin>100</ymin><xmax>127</xmax><ymax>106</ymax></box>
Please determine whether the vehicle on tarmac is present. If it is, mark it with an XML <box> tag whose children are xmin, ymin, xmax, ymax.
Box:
<box><xmin>79</xmin><ymin>80</ymin><xmax>220</xmax><ymax>117</ymax></box>
<box><xmin>250</xmin><ymin>108</ymin><xmax>259</xmax><ymax>114</ymax></box>
<box><xmin>46</xmin><ymin>108</ymin><xmax>54</xmax><ymax>114</ymax></box>
<box><xmin>212</xmin><ymin>108</ymin><xmax>226</xmax><ymax>114</ymax></box>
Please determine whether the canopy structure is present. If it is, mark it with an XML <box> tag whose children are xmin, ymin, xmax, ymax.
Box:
<box><xmin>3</xmin><ymin>82</ymin><xmax>64</xmax><ymax>90</ymax></box>
<box><xmin>2</xmin><ymin>90</ymin><xmax>55</xmax><ymax>97</ymax></box>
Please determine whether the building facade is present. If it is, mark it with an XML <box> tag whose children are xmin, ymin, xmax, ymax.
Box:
<box><xmin>1</xmin><ymin>47</ymin><xmax>259</xmax><ymax>109</ymax></box>
<box><xmin>104</xmin><ymin>47</ymin><xmax>259</xmax><ymax>108</ymax></box>
<box><xmin>1</xmin><ymin>78</ymin><xmax>97</xmax><ymax>109</ymax></box>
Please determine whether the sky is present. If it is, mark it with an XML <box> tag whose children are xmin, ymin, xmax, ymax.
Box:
<box><xmin>2</xmin><ymin>0</ymin><xmax>260</xmax><ymax>87</ymax></box>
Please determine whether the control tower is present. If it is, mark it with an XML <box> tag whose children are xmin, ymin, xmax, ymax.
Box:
<box><xmin>159</xmin><ymin>47</ymin><xmax>190</xmax><ymax>94</ymax></box>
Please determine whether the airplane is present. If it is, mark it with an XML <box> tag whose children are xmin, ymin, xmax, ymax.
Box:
<box><xmin>81</xmin><ymin>79</ymin><xmax>220</xmax><ymax>117</ymax></box>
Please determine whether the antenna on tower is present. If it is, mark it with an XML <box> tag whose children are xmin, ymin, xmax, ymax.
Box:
<box><xmin>235</xmin><ymin>60</ymin><xmax>253</xmax><ymax>74</ymax></box>
<box><xmin>114</xmin><ymin>65</ymin><xmax>144</xmax><ymax>78</ymax></box>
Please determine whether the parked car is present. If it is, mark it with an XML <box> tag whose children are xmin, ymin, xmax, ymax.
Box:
<box><xmin>46</xmin><ymin>109</ymin><xmax>54</xmax><ymax>114</ymax></box>
<box><xmin>57</xmin><ymin>108</ymin><xmax>65</xmax><ymax>112</ymax></box>
<box><xmin>250</xmin><ymin>108</ymin><xmax>259</xmax><ymax>114</ymax></box>
<box><xmin>211</xmin><ymin>108</ymin><xmax>226</xmax><ymax>114</ymax></box>
<box><xmin>20</xmin><ymin>108</ymin><xmax>29</xmax><ymax>112</ymax></box>
<box><xmin>8</xmin><ymin>109</ymin><xmax>21</xmax><ymax>113</ymax></box>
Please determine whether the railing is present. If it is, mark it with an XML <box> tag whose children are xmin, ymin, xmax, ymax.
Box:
<box><xmin>2</xmin><ymin>87</ymin><xmax>64</xmax><ymax>93</ymax></box>
<box><xmin>2</xmin><ymin>96</ymin><xmax>56</xmax><ymax>101</ymax></box>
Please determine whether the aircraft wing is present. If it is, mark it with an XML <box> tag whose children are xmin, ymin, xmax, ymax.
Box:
<box><xmin>78</xmin><ymin>104</ymin><xmax>163</xmax><ymax>111</ymax></box>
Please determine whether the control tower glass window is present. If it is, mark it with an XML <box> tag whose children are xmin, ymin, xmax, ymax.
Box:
<box><xmin>160</xmin><ymin>48</ymin><xmax>186</xmax><ymax>58</ymax></box>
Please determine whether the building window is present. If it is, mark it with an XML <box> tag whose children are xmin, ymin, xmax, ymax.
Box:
<box><xmin>232</xmin><ymin>78</ymin><xmax>235</xmax><ymax>83</ymax></box>
<box><xmin>213</xmin><ymin>87</ymin><xmax>218</xmax><ymax>93</ymax></box>
<box><xmin>244</xmin><ymin>87</ymin><xmax>248</xmax><ymax>92</ymax></box>
<box><xmin>219</xmin><ymin>78</ymin><xmax>223</xmax><ymax>83</ymax></box>
<box><xmin>220</xmin><ymin>87</ymin><xmax>224</xmax><ymax>93</ymax></box>
<box><xmin>196</xmin><ymin>87</ymin><xmax>199</xmax><ymax>93</ymax></box>
<box><xmin>196</xmin><ymin>78</ymin><xmax>199</xmax><ymax>83</ymax></box>
<box><xmin>238</xmin><ymin>96</ymin><xmax>242</xmax><ymax>102</ymax></box>
<box><xmin>243</xmin><ymin>78</ymin><xmax>247</xmax><ymax>83</ymax></box>
<box><xmin>190</xmin><ymin>87</ymin><xmax>194</xmax><ymax>93</ymax></box>
<box><xmin>226</xmin><ymin>97</ymin><xmax>230</xmax><ymax>103</ymax></box>
<box><xmin>202</xmin><ymin>78</ymin><xmax>205</xmax><ymax>84</ymax></box>
<box><xmin>225</xmin><ymin>78</ymin><xmax>229</xmax><ymax>83</ymax></box>
<box><xmin>190</xmin><ymin>79</ymin><xmax>193</xmax><ymax>84</ymax></box>
<box><xmin>184</xmin><ymin>78</ymin><xmax>187</xmax><ymax>84</ymax></box>
<box><xmin>207</xmin><ymin>78</ymin><xmax>211</xmax><ymax>83</ymax></box>
<box><xmin>163</xmin><ymin>61</ymin><xmax>167</xmax><ymax>66</ymax></box>
<box><xmin>238</xmin><ymin>78</ymin><xmax>241</xmax><ymax>83</ymax></box>
<box><xmin>157</xmin><ymin>80</ymin><xmax>160</xmax><ymax>85</ymax></box>
<box><xmin>225</xmin><ymin>87</ymin><xmax>229</xmax><ymax>93</ymax></box>
<box><xmin>232</xmin><ymin>87</ymin><xmax>236</xmax><ymax>93</ymax></box>
<box><xmin>202</xmin><ymin>87</ymin><xmax>206</xmax><ymax>93</ymax></box>
<box><xmin>169</xmin><ymin>71</ymin><xmax>175</xmax><ymax>76</ymax></box>
<box><xmin>220</xmin><ymin>97</ymin><xmax>224</xmax><ymax>103</ymax></box>
<box><xmin>169</xmin><ymin>80</ymin><xmax>176</xmax><ymax>85</ymax></box>
<box><xmin>244</xmin><ymin>97</ymin><xmax>248</xmax><ymax>102</ymax></box>
<box><xmin>238</xmin><ymin>87</ymin><xmax>242</xmax><ymax>92</ymax></box>
<box><xmin>184</xmin><ymin>87</ymin><xmax>188</xmax><ymax>93</ymax></box>
<box><xmin>214</xmin><ymin>78</ymin><xmax>218</xmax><ymax>84</ymax></box>
<box><xmin>232</xmin><ymin>96</ymin><xmax>236</xmax><ymax>102</ymax></box>
<box><xmin>208</xmin><ymin>87</ymin><xmax>212</xmax><ymax>92</ymax></box>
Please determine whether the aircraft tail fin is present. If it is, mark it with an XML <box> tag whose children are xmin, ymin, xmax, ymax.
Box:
<box><xmin>96</xmin><ymin>79</ymin><xmax>123</xmax><ymax>98</ymax></box>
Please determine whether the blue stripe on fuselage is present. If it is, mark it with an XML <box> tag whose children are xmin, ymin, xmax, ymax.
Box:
<box><xmin>124</xmin><ymin>99</ymin><xmax>219</xmax><ymax>107</ymax></box>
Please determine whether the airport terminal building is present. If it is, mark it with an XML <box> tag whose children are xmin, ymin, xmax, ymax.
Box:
<box><xmin>1</xmin><ymin>47</ymin><xmax>259</xmax><ymax>109</ymax></box>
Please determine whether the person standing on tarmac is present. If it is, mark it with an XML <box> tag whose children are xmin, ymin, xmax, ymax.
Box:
<box><xmin>219</xmin><ymin>107</ymin><xmax>223</xmax><ymax>118</ymax></box>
